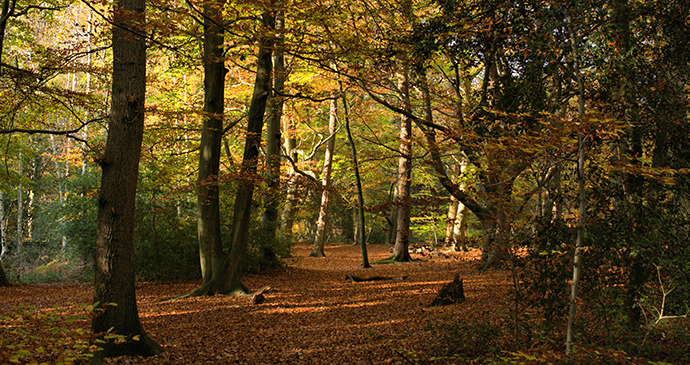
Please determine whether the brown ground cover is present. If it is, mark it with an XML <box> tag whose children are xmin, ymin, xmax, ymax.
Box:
<box><xmin>1</xmin><ymin>244</ymin><xmax>513</xmax><ymax>364</ymax></box>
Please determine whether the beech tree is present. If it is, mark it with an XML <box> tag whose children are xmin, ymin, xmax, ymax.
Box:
<box><xmin>311</xmin><ymin>96</ymin><xmax>337</xmax><ymax>257</ymax></box>
<box><xmin>91</xmin><ymin>0</ymin><xmax>162</xmax><ymax>356</ymax></box>
<box><xmin>261</xmin><ymin>1</ymin><xmax>285</xmax><ymax>245</ymax></box>
<box><xmin>195</xmin><ymin>0</ymin><xmax>225</xmax><ymax>288</ymax></box>
<box><xmin>186</xmin><ymin>8</ymin><xmax>275</xmax><ymax>296</ymax></box>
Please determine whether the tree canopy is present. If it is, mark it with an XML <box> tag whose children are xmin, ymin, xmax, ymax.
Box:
<box><xmin>0</xmin><ymin>0</ymin><xmax>688</xmax><ymax>361</ymax></box>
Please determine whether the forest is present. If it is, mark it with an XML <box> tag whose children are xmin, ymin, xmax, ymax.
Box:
<box><xmin>1</xmin><ymin>0</ymin><xmax>689</xmax><ymax>363</ymax></box>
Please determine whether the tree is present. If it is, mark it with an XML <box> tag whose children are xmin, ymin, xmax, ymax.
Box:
<box><xmin>261</xmin><ymin>0</ymin><xmax>285</xmax><ymax>246</ymax></box>
<box><xmin>186</xmin><ymin>9</ymin><xmax>275</xmax><ymax>296</ymax></box>
<box><xmin>565</xmin><ymin>10</ymin><xmax>587</xmax><ymax>353</ymax></box>
<box><xmin>195</xmin><ymin>0</ymin><xmax>225</xmax><ymax>287</ymax></box>
<box><xmin>91</xmin><ymin>0</ymin><xmax>162</xmax><ymax>356</ymax></box>
<box><xmin>444</xmin><ymin>159</ymin><xmax>470</xmax><ymax>252</ymax></box>
<box><xmin>311</xmin><ymin>95</ymin><xmax>337</xmax><ymax>257</ymax></box>
<box><xmin>341</xmin><ymin>84</ymin><xmax>370</xmax><ymax>268</ymax></box>
<box><xmin>390</xmin><ymin>71</ymin><xmax>413</xmax><ymax>262</ymax></box>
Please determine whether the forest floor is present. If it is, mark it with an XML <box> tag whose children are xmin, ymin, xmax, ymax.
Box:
<box><xmin>3</xmin><ymin>244</ymin><xmax>515</xmax><ymax>364</ymax></box>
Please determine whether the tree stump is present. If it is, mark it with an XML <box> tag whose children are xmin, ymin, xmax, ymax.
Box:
<box><xmin>429</xmin><ymin>273</ymin><xmax>465</xmax><ymax>306</ymax></box>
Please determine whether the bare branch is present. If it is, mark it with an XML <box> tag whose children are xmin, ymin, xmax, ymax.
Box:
<box><xmin>0</xmin><ymin>117</ymin><xmax>104</xmax><ymax>146</ymax></box>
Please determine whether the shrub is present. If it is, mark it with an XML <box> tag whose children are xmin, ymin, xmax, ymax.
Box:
<box><xmin>0</xmin><ymin>303</ymin><xmax>117</xmax><ymax>364</ymax></box>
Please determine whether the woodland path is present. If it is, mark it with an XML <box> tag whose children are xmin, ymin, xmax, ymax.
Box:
<box><xmin>1</xmin><ymin>244</ymin><xmax>512</xmax><ymax>364</ymax></box>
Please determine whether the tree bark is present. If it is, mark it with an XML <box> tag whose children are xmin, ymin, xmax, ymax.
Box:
<box><xmin>280</xmin><ymin>135</ymin><xmax>298</xmax><ymax>241</ymax></box>
<box><xmin>0</xmin><ymin>190</ymin><xmax>7</xmax><ymax>284</ymax></box>
<box><xmin>219</xmin><ymin>11</ymin><xmax>275</xmax><ymax>294</ymax></box>
<box><xmin>0</xmin><ymin>0</ymin><xmax>16</xmax><ymax>71</ymax></box>
<box><xmin>16</xmin><ymin>153</ymin><xmax>22</xmax><ymax>255</ymax></box>
<box><xmin>445</xmin><ymin>194</ymin><xmax>459</xmax><ymax>247</ymax></box>
<box><xmin>444</xmin><ymin>161</ymin><xmax>469</xmax><ymax>251</ymax></box>
<box><xmin>196</xmin><ymin>0</ymin><xmax>225</xmax><ymax>285</ymax></box>
<box><xmin>385</xmin><ymin>184</ymin><xmax>398</xmax><ymax>246</ymax></box>
<box><xmin>565</xmin><ymin>12</ymin><xmax>587</xmax><ymax>353</ymax></box>
<box><xmin>341</xmin><ymin>86</ymin><xmax>369</xmax><ymax>268</ymax></box>
<box><xmin>390</xmin><ymin>71</ymin><xmax>413</xmax><ymax>262</ymax></box>
<box><xmin>261</xmin><ymin>3</ymin><xmax>284</xmax><ymax>245</ymax></box>
<box><xmin>91</xmin><ymin>0</ymin><xmax>162</xmax><ymax>357</ymax></box>
<box><xmin>454</xmin><ymin>203</ymin><xmax>469</xmax><ymax>251</ymax></box>
<box><xmin>0</xmin><ymin>191</ymin><xmax>6</xmax><ymax>258</ymax></box>
<box><xmin>0</xmin><ymin>258</ymin><xmax>7</xmax><ymax>286</ymax></box>
<box><xmin>311</xmin><ymin>95</ymin><xmax>337</xmax><ymax>257</ymax></box>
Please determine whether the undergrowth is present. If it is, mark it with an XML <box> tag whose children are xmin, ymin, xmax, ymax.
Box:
<box><xmin>0</xmin><ymin>303</ymin><xmax>125</xmax><ymax>364</ymax></box>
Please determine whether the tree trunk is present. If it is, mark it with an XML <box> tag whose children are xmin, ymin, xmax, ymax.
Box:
<box><xmin>91</xmin><ymin>0</ymin><xmax>162</xmax><ymax>357</ymax></box>
<box><xmin>311</xmin><ymin>95</ymin><xmax>337</xmax><ymax>257</ymax></box>
<box><xmin>0</xmin><ymin>191</ymin><xmax>6</xmax><ymax>258</ymax></box>
<box><xmin>391</xmin><ymin>72</ymin><xmax>413</xmax><ymax>262</ymax></box>
<box><xmin>280</xmin><ymin>112</ymin><xmax>298</xmax><ymax>241</ymax></box>
<box><xmin>445</xmin><ymin>195</ymin><xmax>459</xmax><ymax>247</ymax></box>
<box><xmin>445</xmin><ymin>161</ymin><xmax>469</xmax><ymax>251</ymax></box>
<box><xmin>49</xmin><ymin>135</ymin><xmax>68</xmax><ymax>249</ymax></box>
<box><xmin>453</xmin><ymin>203</ymin><xmax>469</xmax><ymax>251</ymax></box>
<box><xmin>0</xmin><ymin>0</ymin><xmax>15</xmax><ymax>69</ymax></box>
<box><xmin>0</xmin><ymin>258</ymin><xmax>7</xmax><ymax>286</ymax></box>
<box><xmin>196</xmin><ymin>0</ymin><xmax>225</xmax><ymax>285</ymax></box>
<box><xmin>385</xmin><ymin>184</ymin><xmax>398</xmax><ymax>246</ymax></box>
<box><xmin>185</xmin><ymin>11</ymin><xmax>274</xmax><ymax>297</ymax></box>
<box><xmin>341</xmin><ymin>87</ymin><xmax>369</xmax><ymax>268</ymax></box>
<box><xmin>610</xmin><ymin>0</ymin><xmax>648</xmax><ymax>331</ymax></box>
<box><xmin>219</xmin><ymin>11</ymin><xmax>274</xmax><ymax>293</ymax></box>
<box><xmin>16</xmin><ymin>153</ymin><xmax>22</xmax><ymax>255</ymax></box>
<box><xmin>478</xmin><ymin>177</ymin><xmax>514</xmax><ymax>268</ymax></box>
<box><xmin>566</xmin><ymin>12</ymin><xmax>587</xmax><ymax>353</ymax></box>
<box><xmin>261</xmin><ymin>3</ymin><xmax>284</xmax><ymax>246</ymax></box>
<box><xmin>0</xmin><ymin>190</ymin><xmax>7</xmax><ymax>284</ymax></box>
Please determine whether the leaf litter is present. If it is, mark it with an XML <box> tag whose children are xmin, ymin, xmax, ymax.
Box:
<box><xmin>1</xmin><ymin>244</ymin><xmax>511</xmax><ymax>364</ymax></box>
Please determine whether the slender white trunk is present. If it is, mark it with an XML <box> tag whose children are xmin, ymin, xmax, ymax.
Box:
<box><xmin>311</xmin><ymin>96</ymin><xmax>337</xmax><ymax>257</ymax></box>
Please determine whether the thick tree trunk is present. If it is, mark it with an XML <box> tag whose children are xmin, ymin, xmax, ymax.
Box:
<box><xmin>0</xmin><ymin>0</ymin><xmax>15</xmax><ymax>69</ymax></box>
<box><xmin>610</xmin><ymin>0</ymin><xmax>648</xmax><ymax>331</ymax></box>
<box><xmin>391</xmin><ymin>73</ymin><xmax>413</xmax><ymax>262</ymax></box>
<box><xmin>311</xmin><ymin>96</ymin><xmax>337</xmax><ymax>257</ymax></box>
<box><xmin>197</xmin><ymin>0</ymin><xmax>225</xmax><ymax>285</ymax></box>
<box><xmin>91</xmin><ymin>0</ymin><xmax>162</xmax><ymax>357</ymax></box>
<box><xmin>444</xmin><ymin>161</ymin><xmax>469</xmax><ymax>251</ymax></box>
<box><xmin>478</xmin><ymin>176</ymin><xmax>514</xmax><ymax>268</ymax></box>
<box><xmin>219</xmin><ymin>11</ymin><xmax>275</xmax><ymax>294</ymax></box>
<box><xmin>261</xmin><ymin>4</ymin><xmax>284</xmax><ymax>246</ymax></box>
<box><xmin>1</xmin><ymin>2</ymin><xmax>14</xmax><ymax>275</ymax></box>
<box><xmin>453</xmin><ymin>203</ymin><xmax>469</xmax><ymax>251</ymax></box>
<box><xmin>0</xmin><ymin>259</ymin><xmax>7</xmax><ymax>286</ymax></box>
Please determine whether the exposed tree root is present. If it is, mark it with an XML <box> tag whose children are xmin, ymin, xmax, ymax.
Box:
<box><xmin>161</xmin><ymin>282</ymin><xmax>267</xmax><ymax>303</ymax></box>
<box><xmin>345</xmin><ymin>274</ymin><xmax>407</xmax><ymax>283</ymax></box>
